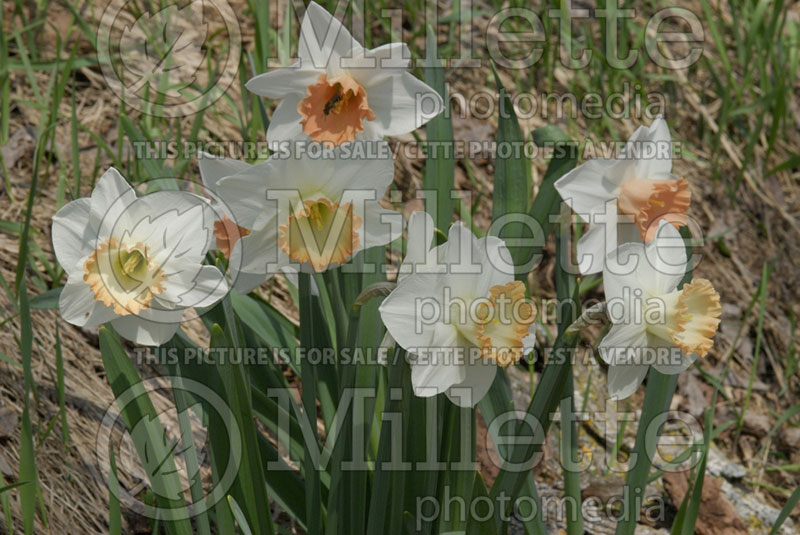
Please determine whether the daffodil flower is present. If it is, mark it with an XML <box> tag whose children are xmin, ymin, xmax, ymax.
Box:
<box><xmin>246</xmin><ymin>1</ymin><xmax>444</xmax><ymax>147</ymax></box>
<box><xmin>379</xmin><ymin>221</ymin><xmax>536</xmax><ymax>407</ymax></box>
<box><xmin>555</xmin><ymin>117</ymin><xmax>690</xmax><ymax>274</ymax></box>
<box><xmin>198</xmin><ymin>152</ymin><xmax>298</xmax><ymax>293</ymax></box>
<box><xmin>51</xmin><ymin>168</ymin><xmax>228</xmax><ymax>345</ymax></box>
<box><xmin>213</xmin><ymin>147</ymin><xmax>401</xmax><ymax>285</ymax></box>
<box><xmin>599</xmin><ymin>221</ymin><xmax>721</xmax><ymax>399</ymax></box>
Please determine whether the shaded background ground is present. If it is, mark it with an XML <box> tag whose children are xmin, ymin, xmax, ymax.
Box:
<box><xmin>0</xmin><ymin>0</ymin><xmax>799</xmax><ymax>533</ymax></box>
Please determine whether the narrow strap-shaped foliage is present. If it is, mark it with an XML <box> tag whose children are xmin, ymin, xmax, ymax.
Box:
<box><xmin>489</xmin><ymin>211</ymin><xmax>581</xmax><ymax>532</ymax></box>
<box><xmin>299</xmin><ymin>273</ymin><xmax>324</xmax><ymax>535</ymax></box>
<box><xmin>491</xmin><ymin>64</ymin><xmax>531</xmax><ymax>277</ymax></box>
<box><xmin>423</xmin><ymin>24</ymin><xmax>455</xmax><ymax>232</ymax></box>
<box><xmin>98</xmin><ymin>327</ymin><xmax>194</xmax><ymax>535</ymax></box>
<box><xmin>614</xmin><ymin>370</ymin><xmax>678</xmax><ymax>535</ymax></box>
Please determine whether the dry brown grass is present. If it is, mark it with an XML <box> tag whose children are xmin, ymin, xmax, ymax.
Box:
<box><xmin>1</xmin><ymin>0</ymin><xmax>799</xmax><ymax>533</ymax></box>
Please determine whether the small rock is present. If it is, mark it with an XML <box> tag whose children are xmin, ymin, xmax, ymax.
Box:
<box><xmin>0</xmin><ymin>407</ymin><xmax>18</xmax><ymax>439</ymax></box>
<box><xmin>741</xmin><ymin>412</ymin><xmax>771</xmax><ymax>437</ymax></box>
<box><xmin>707</xmin><ymin>446</ymin><xmax>747</xmax><ymax>480</ymax></box>
<box><xmin>777</xmin><ymin>427</ymin><xmax>800</xmax><ymax>454</ymax></box>
<box><xmin>0</xmin><ymin>450</ymin><xmax>13</xmax><ymax>478</ymax></box>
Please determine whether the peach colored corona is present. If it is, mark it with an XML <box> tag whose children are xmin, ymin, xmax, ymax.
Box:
<box><xmin>298</xmin><ymin>74</ymin><xmax>376</xmax><ymax>145</ymax></box>
<box><xmin>474</xmin><ymin>281</ymin><xmax>536</xmax><ymax>367</ymax></box>
<box><xmin>618</xmin><ymin>177</ymin><xmax>691</xmax><ymax>242</ymax></box>
<box><xmin>213</xmin><ymin>214</ymin><xmax>251</xmax><ymax>259</ymax></box>
<box><xmin>83</xmin><ymin>237</ymin><xmax>167</xmax><ymax>316</ymax></box>
<box><xmin>278</xmin><ymin>198</ymin><xmax>362</xmax><ymax>271</ymax></box>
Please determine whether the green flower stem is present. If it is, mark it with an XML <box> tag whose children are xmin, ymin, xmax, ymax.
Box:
<box><xmin>614</xmin><ymin>369</ymin><xmax>678</xmax><ymax>535</ymax></box>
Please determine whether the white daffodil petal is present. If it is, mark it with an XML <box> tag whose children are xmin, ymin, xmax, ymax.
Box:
<box><xmin>554</xmin><ymin>159</ymin><xmax>621</xmax><ymax>218</ymax></box>
<box><xmin>352</xmin><ymin>43</ymin><xmax>411</xmax><ymax>86</ymax></box>
<box><xmin>266</xmin><ymin>94</ymin><xmax>305</xmax><ymax>147</ymax></box>
<box><xmin>216</xmin><ymin>164</ymin><xmax>282</xmax><ymax>230</ymax></box>
<box><xmin>446</xmin><ymin>358</ymin><xmax>497</xmax><ymax>408</ymax></box>
<box><xmin>198</xmin><ymin>151</ymin><xmax>253</xmax><ymax>193</ymax></box>
<box><xmin>398</xmin><ymin>210</ymin><xmax>435</xmax><ymax>278</ymax></box>
<box><xmin>598</xmin><ymin>323</ymin><xmax>648</xmax><ymax>366</ymax></box>
<box><xmin>607</xmin><ymin>362</ymin><xmax>649</xmax><ymax>400</ymax></box>
<box><xmin>228</xmin><ymin>220</ymin><xmax>285</xmax><ymax>277</ymax></box>
<box><xmin>161</xmin><ymin>265</ymin><xmax>229</xmax><ymax>309</ymax></box>
<box><xmin>604</xmin><ymin>241</ymin><xmax>652</xmax><ymax>302</ymax></box>
<box><xmin>132</xmin><ymin>196</ymin><xmax>214</xmax><ymax>271</ymax></box>
<box><xmin>360</xmin><ymin>203</ymin><xmax>402</xmax><ymax>250</ymax></box>
<box><xmin>379</xmin><ymin>272</ymin><xmax>442</xmax><ymax>350</ymax></box>
<box><xmin>648</xmin><ymin>334</ymin><xmax>698</xmax><ymax>374</ymax></box>
<box><xmin>91</xmin><ymin>167</ymin><xmax>137</xmax><ymax>237</ymax></box>
<box><xmin>377</xmin><ymin>330</ymin><xmax>395</xmax><ymax>365</ymax></box>
<box><xmin>59</xmin><ymin>276</ymin><xmax>116</xmax><ymax>327</ymax></box>
<box><xmin>245</xmin><ymin>65</ymin><xmax>323</xmax><ymax>98</ymax></box>
<box><xmin>576</xmin><ymin>210</ymin><xmax>618</xmax><ymax>275</ymax></box>
<box><xmin>52</xmin><ymin>198</ymin><xmax>95</xmax><ymax>277</ymax></box>
<box><xmin>320</xmin><ymin>146</ymin><xmax>394</xmax><ymax>196</ymax></box>
<box><xmin>408</xmin><ymin>322</ymin><xmax>467</xmax><ymax>397</ymax></box>
<box><xmin>110</xmin><ymin>311</ymin><xmax>182</xmax><ymax>346</ymax></box>
<box><xmin>298</xmin><ymin>1</ymin><xmax>362</xmax><ymax>71</ymax></box>
<box><xmin>627</xmin><ymin>116</ymin><xmax>672</xmax><ymax>179</ymax></box>
<box><xmin>367</xmin><ymin>73</ymin><xmax>444</xmax><ymax>136</ymax></box>
<box><xmin>642</xmin><ymin>220</ymin><xmax>688</xmax><ymax>294</ymax></box>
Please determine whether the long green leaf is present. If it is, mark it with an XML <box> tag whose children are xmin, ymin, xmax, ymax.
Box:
<box><xmin>98</xmin><ymin>327</ymin><xmax>193</xmax><ymax>535</ymax></box>
<box><xmin>614</xmin><ymin>369</ymin><xmax>678</xmax><ymax>535</ymax></box>
<box><xmin>423</xmin><ymin>24</ymin><xmax>454</xmax><ymax>232</ymax></box>
<box><xmin>491</xmin><ymin>64</ymin><xmax>532</xmax><ymax>276</ymax></box>
<box><xmin>466</xmin><ymin>473</ymin><xmax>498</xmax><ymax>535</ymax></box>
<box><xmin>210</xmin><ymin>323</ymin><xmax>275</xmax><ymax>535</ymax></box>
<box><xmin>108</xmin><ymin>450</ymin><xmax>121</xmax><ymax>535</ymax></box>
<box><xmin>299</xmin><ymin>273</ymin><xmax>323</xmax><ymax>535</ymax></box>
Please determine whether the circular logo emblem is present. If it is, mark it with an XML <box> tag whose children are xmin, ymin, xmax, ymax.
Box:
<box><xmin>97</xmin><ymin>0</ymin><xmax>241</xmax><ymax>117</ymax></box>
<box><xmin>95</xmin><ymin>376</ymin><xmax>241</xmax><ymax>520</ymax></box>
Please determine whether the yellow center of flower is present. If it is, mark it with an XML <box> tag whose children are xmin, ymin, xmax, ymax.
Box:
<box><xmin>83</xmin><ymin>237</ymin><xmax>167</xmax><ymax>315</ymax></box>
<box><xmin>213</xmin><ymin>214</ymin><xmax>251</xmax><ymax>260</ymax></box>
<box><xmin>298</xmin><ymin>73</ymin><xmax>376</xmax><ymax>145</ymax></box>
<box><xmin>470</xmin><ymin>281</ymin><xmax>536</xmax><ymax>367</ymax></box>
<box><xmin>617</xmin><ymin>177</ymin><xmax>691</xmax><ymax>242</ymax></box>
<box><xmin>645</xmin><ymin>278</ymin><xmax>721</xmax><ymax>358</ymax></box>
<box><xmin>278</xmin><ymin>198</ymin><xmax>362</xmax><ymax>271</ymax></box>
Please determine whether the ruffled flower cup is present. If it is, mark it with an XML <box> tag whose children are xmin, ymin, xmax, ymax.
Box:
<box><xmin>379</xmin><ymin>220</ymin><xmax>536</xmax><ymax>407</ymax></box>
<box><xmin>246</xmin><ymin>2</ymin><xmax>444</xmax><ymax>148</ymax></box>
<box><xmin>554</xmin><ymin>117</ymin><xmax>690</xmax><ymax>274</ymax></box>
<box><xmin>599</xmin><ymin>221</ymin><xmax>721</xmax><ymax>399</ymax></box>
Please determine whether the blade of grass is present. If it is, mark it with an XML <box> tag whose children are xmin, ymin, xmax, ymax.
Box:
<box><xmin>736</xmin><ymin>261</ymin><xmax>771</xmax><ymax>438</ymax></box>
<box><xmin>488</xmin><ymin>210</ymin><xmax>580</xmax><ymax>531</ymax></box>
<box><xmin>55</xmin><ymin>323</ymin><xmax>69</xmax><ymax>445</ymax></box>
<box><xmin>19</xmin><ymin>394</ymin><xmax>38</xmax><ymax>535</ymax></box>
<box><xmin>769</xmin><ymin>482</ymin><xmax>800</xmax><ymax>535</ymax></box>
<box><xmin>366</xmin><ymin>349</ymin><xmax>409</xmax><ymax>535</ymax></box>
<box><xmin>228</xmin><ymin>495</ymin><xmax>254</xmax><ymax>535</ymax></box>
